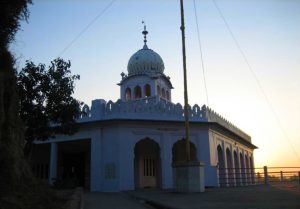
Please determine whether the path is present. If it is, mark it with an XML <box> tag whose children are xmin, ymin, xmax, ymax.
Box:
<box><xmin>83</xmin><ymin>184</ymin><xmax>300</xmax><ymax>209</ymax></box>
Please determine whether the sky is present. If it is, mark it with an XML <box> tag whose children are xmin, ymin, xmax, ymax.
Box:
<box><xmin>10</xmin><ymin>0</ymin><xmax>300</xmax><ymax>168</ymax></box>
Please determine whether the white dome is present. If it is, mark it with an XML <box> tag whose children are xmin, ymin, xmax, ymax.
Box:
<box><xmin>127</xmin><ymin>44</ymin><xmax>165</xmax><ymax>76</ymax></box>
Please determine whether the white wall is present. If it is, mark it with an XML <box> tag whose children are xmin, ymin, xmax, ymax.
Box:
<box><xmin>42</xmin><ymin>121</ymin><xmax>254</xmax><ymax>191</ymax></box>
<box><xmin>208</xmin><ymin>129</ymin><xmax>255</xmax><ymax>187</ymax></box>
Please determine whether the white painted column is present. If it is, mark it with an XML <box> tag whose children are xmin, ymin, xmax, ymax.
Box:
<box><xmin>244</xmin><ymin>153</ymin><xmax>249</xmax><ymax>185</ymax></box>
<box><xmin>90</xmin><ymin>130</ymin><xmax>102</xmax><ymax>191</ymax></box>
<box><xmin>120</xmin><ymin>85</ymin><xmax>124</xmax><ymax>101</ymax></box>
<box><xmin>247</xmin><ymin>153</ymin><xmax>251</xmax><ymax>184</ymax></box>
<box><xmin>122</xmin><ymin>144</ymin><xmax>135</xmax><ymax>190</ymax></box>
<box><xmin>150</xmin><ymin>81</ymin><xmax>155</xmax><ymax>97</ymax></box>
<box><xmin>161</xmin><ymin>134</ymin><xmax>172</xmax><ymax>189</ymax></box>
<box><xmin>204</xmin><ymin>131</ymin><xmax>218</xmax><ymax>187</ymax></box>
<box><xmin>130</xmin><ymin>87</ymin><xmax>133</xmax><ymax>100</ymax></box>
<box><xmin>250</xmin><ymin>154</ymin><xmax>255</xmax><ymax>184</ymax></box>
<box><xmin>119</xmin><ymin>132</ymin><xmax>135</xmax><ymax>191</ymax></box>
<box><xmin>49</xmin><ymin>142</ymin><xmax>58</xmax><ymax>185</ymax></box>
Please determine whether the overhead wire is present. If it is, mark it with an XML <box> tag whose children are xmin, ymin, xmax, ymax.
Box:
<box><xmin>193</xmin><ymin>0</ymin><xmax>219</xmax><ymax>169</ymax></box>
<box><xmin>58</xmin><ymin>0</ymin><xmax>117</xmax><ymax>57</ymax></box>
<box><xmin>193</xmin><ymin>0</ymin><xmax>210</xmax><ymax>107</ymax></box>
<box><xmin>212</xmin><ymin>0</ymin><xmax>300</xmax><ymax>163</ymax></box>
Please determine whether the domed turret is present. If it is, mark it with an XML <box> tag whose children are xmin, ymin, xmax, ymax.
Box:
<box><xmin>119</xmin><ymin>22</ymin><xmax>173</xmax><ymax>102</ymax></box>
<box><xmin>127</xmin><ymin>22</ymin><xmax>165</xmax><ymax>76</ymax></box>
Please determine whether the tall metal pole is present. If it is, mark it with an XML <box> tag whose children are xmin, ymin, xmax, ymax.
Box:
<box><xmin>180</xmin><ymin>0</ymin><xmax>191</xmax><ymax>162</ymax></box>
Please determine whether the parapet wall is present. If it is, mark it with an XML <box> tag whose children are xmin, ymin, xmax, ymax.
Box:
<box><xmin>79</xmin><ymin>96</ymin><xmax>251</xmax><ymax>142</ymax></box>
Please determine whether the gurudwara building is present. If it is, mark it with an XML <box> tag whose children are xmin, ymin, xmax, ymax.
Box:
<box><xmin>31</xmin><ymin>28</ymin><xmax>257</xmax><ymax>192</ymax></box>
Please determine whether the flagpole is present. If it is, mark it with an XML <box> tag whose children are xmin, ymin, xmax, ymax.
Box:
<box><xmin>180</xmin><ymin>0</ymin><xmax>191</xmax><ymax>162</ymax></box>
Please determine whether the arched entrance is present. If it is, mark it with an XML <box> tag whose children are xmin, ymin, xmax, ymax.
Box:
<box><xmin>240</xmin><ymin>153</ymin><xmax>246</xmax><ymax>185</ymax></box>
<box><xmin>172</xmin><ymin>138</ymin><xmax>197</xmax><ymax>163</ymax></box>
<box><xmin>234</xmin><ymin>151</ymin><xmax>241</xmax><ymax>186</ymax></box>
<box><xmin>134</xmin><ymin>138</ymin><xmax>160</xmax><ymax>189</ymax></box>
<box><xmin>226</xmin><ymin>148</ymin><xmax>234</xmax><ymax>186</ymax></box>
<box><xmin>217</xmin><ymin>145</ymin><xmax>226</xmax><ymax>187</ymax></box>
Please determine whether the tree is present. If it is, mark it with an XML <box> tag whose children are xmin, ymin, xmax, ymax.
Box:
<box><xmin>0</xmin><ymin>0</ymin><xmax>32</xmax><ymax>196</ymax></box>
<box><xmin>0</xmin><ymin>0</ymin><xmax>31</xmax><ymax>49</ymax></box>
<box><xmin>1</xmin><ymin>2</ymin><xmax>74</xmax><ymax>208</ymax></box>
<box><xmin>17</xmin><ymin>58</ymin><xmax>82</xmax><ymax>154</ymax></box>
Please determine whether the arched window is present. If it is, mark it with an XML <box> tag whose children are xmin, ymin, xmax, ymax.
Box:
<box><xmin>125</xmin><ymin>88</ymin><xmax>131</xmax><ymax>101</ymax></box>
<box><xmin>172</xmin><ymin>138</ymin><xmax>197</xmax><ymax>163</ymax></box>
<box><xmin>144</xmin><ymin>84</ymin><xmax>151</xmax><ymax>97</ymax></box>
<box><xmin>157</xmin><ymin>85</ymin><xmax>161</xmax><ymax>96</ymax></box>
<box><xmin>234</xmin><ymin>151</ymin><xmax>241</xmax><ymax>186</ymax></box>
<box><xmin>162</xmin><ymin>88</ymin><xmax>166</xmax><ymax>98</ymax></box>
<box><xmin>217</xmin><ymin>145</ymin><xmax>226</xmax><ymax>187</ymax></box>
<box><xmin>226</xmin><ymin>148</ymin><xmax>234</xmax><ymax>186</ymax></box>
<box><xmin>166</xmin><ymin>90</ymin><xmax>170</xmax><ymax>100</ymax></box>
<box><xmin>240</xmin><ymin>153</ymin><xmax>246</xmax><ymax>185</ymax></box>
<box><xmin>134</xmin><ymin>85</ymin><xmax>142</xmax><ymax>99</ymax></box>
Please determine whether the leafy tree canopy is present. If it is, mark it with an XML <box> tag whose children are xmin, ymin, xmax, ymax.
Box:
<box><xmin>0</xmin><ymin>0</ymin><xmax>32</xmax><ymax>49</ymax></box>
<box><xmin>0</xmin><ymin>0</ymin><xmax>33</xmax><ymax>195</ymax></box>
<box><xmin>17</xmin><ymin>58</ymin><xmax>82</xmax><ymax>151</ymax></box>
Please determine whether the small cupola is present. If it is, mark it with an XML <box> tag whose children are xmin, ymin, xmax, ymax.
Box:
<box><xmin>118</xmin><ymin>22</ymin><xmax>173</xmax><ymax>102</ymax></box>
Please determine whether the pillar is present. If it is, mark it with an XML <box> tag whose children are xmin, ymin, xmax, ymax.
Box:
<box><xmin>264</xmin><ymin>166</ymin><xmax>269</xmax><ymax>185</ymax></box>
<box><xmin>161</xmin><ymin>135</ymin><xmax>172</xmax><ymax>189</ymax></box>
<box><xmin>49</xmin><ymin>142</ymin><xmax>57</xmax><ymax>185</ymax></box>
<box><xmin>203</xmin><ymin>131</ymin><xmax>218</xmax><ymax>187</ymax></box>
<box><xmin>141</xmin><ymin>85</ymin><xmax>145</xmax><ymax>98</ymax></box>
<box><xmin>90</xmin><ymin>130</ymin><xmax>102</xmax><ymax>191</ymax></box>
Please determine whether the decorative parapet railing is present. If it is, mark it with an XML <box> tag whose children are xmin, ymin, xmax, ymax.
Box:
<box><xmin>79</xmin><ymin>96</ymin><xmax>251</xmax><ymax>142</ymax></box>
<box><xmin>79</xmin><ymin>96</ymin><xmax>205</xmax><ymax>122</ymax></box>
